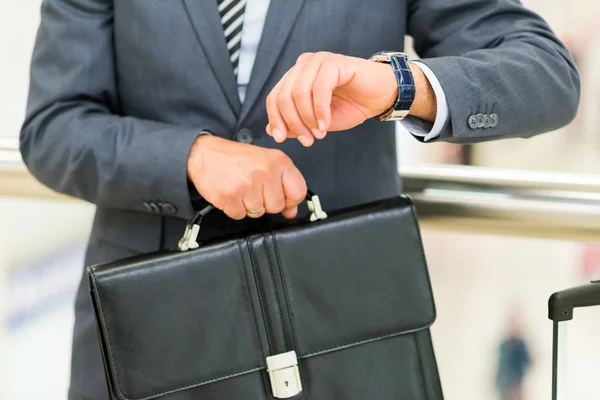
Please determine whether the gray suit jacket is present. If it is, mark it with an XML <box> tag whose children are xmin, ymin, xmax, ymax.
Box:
<box><xmin>20</xmin><ymin>0</ymin><xmax>579</xmax><ymax>399</ymax></box>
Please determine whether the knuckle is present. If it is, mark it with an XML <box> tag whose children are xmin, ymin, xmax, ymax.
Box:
<box><xmin>292</xmin><ymin>179</ymin><xmax>308</xmax><ymax>202</ymax></box>
<box><xmin>284</xmin><ymin>118</ymin><xmax>304</xmax><ymax>133</ymax></box>
<box><xmin>229</xmin><ymin>211</ymin><xmax>246</xmax><ymax>221</ymax></box>
<box><xmin>222</xmin><ymin>182</ymin><xmax>245</xmax><ymax>200</ymax></box>
<box><xmin>293</xmin><ymin>86</ymin><xmax>312</xmax><ymax>103</ymax></box>
<box><xmin>313</xmin><ymin>82</ymin><xmax>329</xmax><ymax>93</ymax></box>
<box><xmin>277</xmin><ymin>93</ymin><xmax>294</xmax><ymax>109</ymax></box>
<box><xmin>291</xmin><ymin>189</ymin><xmax>306</xmax><ymax>204</ymax></box>
<box><xmin>240</xmin><ymin>178</ymin><xmax>253</xmax><ymax>191</ymax></box>
<box><xmin>314</xmin><ymin>102</ymin><xmax>329</xmax><ymax>116</ymax></box>
<box><xmin>211</xmin><ymin>197</ymin><xmax>226</xmax><ymax>211</ymax></box>
<box><xmin>296</xmin><ymin>52</ymin><xmax>313</xmax><ymax>64</ymax></box>
<box><xmin>221</xmin><ymin>189</ymin><xmax>237</xmax><ymax>201</ymax></box>
<box><xmin>267</xmin><ymin>200</ymin><xmax>286</xmax><ymax>214</ymax></box>
<box><xmin>249</xmin><ymin>167</ymin><xmax>269</xmax><ymax>182</ymax></box>
<box><xmin>266</xmin><ymin>93</ymin><xmax>276</xmax><ymax>109</ymax></box>
<box><xmin>270</xmin><ymin>149</ymin><xmax>291</xmax><ymax>166</ymax></box>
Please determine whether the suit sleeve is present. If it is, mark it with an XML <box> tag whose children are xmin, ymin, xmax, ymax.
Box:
<box><xmin>406</xmin><ymin>0</ymin><xmax>581</xmax><ymax>143</ymax></box>
<box><xmin>20</xmin><ymin>0</ymin><xmax>203</xmax><ymax>220</ymax></box>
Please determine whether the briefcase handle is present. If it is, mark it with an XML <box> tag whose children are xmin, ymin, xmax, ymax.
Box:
<box><xmin>548</xmin><ymin>280</ymin><xmax>600</xmax><ymax>322</ymax></box>
<box><xmin>177</xmin><ymin>190</ymin><xmax>327</xmax><ymax>251</ymax></box>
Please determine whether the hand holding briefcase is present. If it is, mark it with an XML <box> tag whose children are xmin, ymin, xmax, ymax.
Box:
<box><xmin>88</xmin><ymin>194</ymin><xmax>444</xmax><ymax>400</ymax></box>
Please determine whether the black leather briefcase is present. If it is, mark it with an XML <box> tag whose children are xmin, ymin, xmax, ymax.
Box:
<box><xmin>88</xmin><ymin>194</ymin><xmax>444</xmax><ymax>400</ymax></box>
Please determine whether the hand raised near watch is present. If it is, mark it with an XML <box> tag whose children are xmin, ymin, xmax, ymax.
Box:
<box><xmin>265</xmin><ymin>52</ymin><xmax>436</xmax><ymax>147</ymax></box>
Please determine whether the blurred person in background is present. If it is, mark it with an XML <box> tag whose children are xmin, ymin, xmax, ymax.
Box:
<box><xmin>495</xmin><ymin>309</ymin><xmax>533</xmax><ymax>400</ymax></box>
<box><xmin>20</xmin><ymin>0</ymin><xmax>579</xmax><ymax>399</ymax></box>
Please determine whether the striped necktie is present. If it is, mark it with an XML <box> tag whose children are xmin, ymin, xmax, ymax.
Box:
<box><xmin>217</xmin><ymin>0</ymin><xmax>247</xmax><ymax>77</ymax></box>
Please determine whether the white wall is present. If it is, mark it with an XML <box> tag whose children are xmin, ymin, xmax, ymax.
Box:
<box><xmin>0</xmin><ymin>0</ymin><xmax>42</xmax><ymax>139</ymax></box>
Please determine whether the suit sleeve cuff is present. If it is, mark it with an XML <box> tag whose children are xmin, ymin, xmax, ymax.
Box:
<box><xmin>187</xmin><ymin>130</ymin><xmax>213</xmax><ymax>210</ymax></box>
<box><xmin>401</xmin><ymin>61</ymin><xmax>451</xmax><ymax>142</ymax></box>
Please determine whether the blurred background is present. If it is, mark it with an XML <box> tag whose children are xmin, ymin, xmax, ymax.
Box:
<box><xmin>1</xmin><ymin>0</ymin><xmax>600</xmax><ymax>399</ymax></box>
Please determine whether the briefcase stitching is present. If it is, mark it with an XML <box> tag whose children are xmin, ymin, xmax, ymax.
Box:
<box><xmin>413</xmin><ymin>333</ymin><xmax>430</xmax><ymax>399</ymax></box>
<box><xmin>91</xmin><ymin>264</ymin><xmax>266</xmax><ymax>400</ymax></box>
<box><xmin>272</xmin><ymin>232</ymin><xmax>310</xmax><ymax>399</ymax></box>
<box><xmin>405</xmin><ymin>198</ymin><xmax>438</xmax><ymax>322</ymax></box>
<box><xmin>268</xmin><ymin>202</ymin><xmax>437</xmax><ymax>359</ymax></box>
<box><xmin>90</xmin><ymin>198</ymin><xmax>437</xmax><ymax>399</ymax></box>
<box><xmin>89</xmin><ymin>275</ymin><xmax>128</xmax><ymax>399</ymax></box>
<box><xmin>238</xmin><ymin>239</ymin><xmax>277</xmax><ymax>397</ymax></box>
<box><xmin>246</xmin><ymin>237</ymin><xmax>276</xmax><ymax>354</ymax></box>
<box><xmin>300</xmin><ymin>323</ymin><xmax>435</xmax><ymax>360</ymax></box>
<box><xmin>262</xmin><ymin>234</ymin><xmax>290</xmax><ymax>351</ymax></box>
<box><xmin>413</xmin><ymin>332</ymin><xmax>444</xmax><ymax>400</ymax></box>
<box><xmin>237</xmin><ymin>239</ymin><xmax>268</xmax><ymax>360</ymax></box>
<box><xmin>271</xmin><ymin>233</ymin><xmax>300</xmax><ymax>351</ymax></box>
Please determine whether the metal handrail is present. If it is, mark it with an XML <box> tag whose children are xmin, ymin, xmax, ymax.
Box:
<box><xmin>0</xmin><ymin>142</ymin><xmax>73</xmax><ymax>200</ymax></box>
<box><xmin>1</xmin><ymin>144</ymin><xmax>600</xmax><ymax>241</ymax></box>
<box><xmin>0</xmin><ymin>138</ymin><xmax>24</xmax><ymax>171</ymax></box>
<box><xmin>401</xmin><ymin>165</ymin><xmax>600</xmax><ymax>241</ymax></box>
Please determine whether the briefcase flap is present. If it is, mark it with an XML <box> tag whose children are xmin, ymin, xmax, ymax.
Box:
<box><xmin>89</xmin><ymin>196</ymin><xmax>436</xmax><ymax>400</ymax></box>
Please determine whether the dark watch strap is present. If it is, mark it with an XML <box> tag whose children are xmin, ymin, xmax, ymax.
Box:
<box><xmin>370</xmin><ymin>52</ymin><xmax>415</xmax><ymax>121</ymax></box>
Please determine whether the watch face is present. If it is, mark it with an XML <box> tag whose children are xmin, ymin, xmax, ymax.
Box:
<box><xmin>369</xmin><ymin>51</ymin><xmax>407</xmax><ymax>62</ymax></box>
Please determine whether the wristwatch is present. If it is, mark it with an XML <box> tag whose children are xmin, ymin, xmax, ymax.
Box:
<box><xmin>369</xmin><ymin>51</ymin><xmax>416</xmax><ymax>121</ymax></box>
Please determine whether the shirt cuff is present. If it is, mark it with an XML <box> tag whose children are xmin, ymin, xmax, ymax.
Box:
<box><xmin>401</xmin><ymin>61</ymin><xmax>450</xmax><ymax>142</ymax></box>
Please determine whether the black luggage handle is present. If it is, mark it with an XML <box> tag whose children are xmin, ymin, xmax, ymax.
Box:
<box><xmin>548</xmin><ymin>280</ymin><xmax>600</xmax><ymax>322</ymax></box>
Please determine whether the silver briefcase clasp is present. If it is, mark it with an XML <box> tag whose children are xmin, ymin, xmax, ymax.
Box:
<box><xmin>266</xmin><ymin>351</ymin><xmax>303</xmax><ymax>399</ymax></box>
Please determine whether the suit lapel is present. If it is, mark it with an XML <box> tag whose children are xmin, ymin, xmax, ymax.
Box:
<box><xmin>182</xmin><ymin>0</ymin><xmax>242</xmax><ymax>115</ymax></box>
<box><xmin>239</xmin><ymin>0</ymin><xmax>308</xmax><ymax>124</ymax></box>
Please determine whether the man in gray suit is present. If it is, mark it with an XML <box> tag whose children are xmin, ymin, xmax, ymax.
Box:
<box><xmin>20</xmin><ymin>0</ymin><xmax>579</xmax><ymax>399</ymax></box>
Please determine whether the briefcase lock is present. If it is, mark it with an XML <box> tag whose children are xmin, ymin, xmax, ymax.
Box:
<box><xmin>266</xmin><ymin>351</ymin><xmax>303</xmax><ymax>399</ymax></box>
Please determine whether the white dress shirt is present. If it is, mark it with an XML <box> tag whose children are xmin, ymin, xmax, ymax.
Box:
<box><xmin>237</xmin><ymin>0</ymin><xmax>450</xmax><ymax>141</ymax></box>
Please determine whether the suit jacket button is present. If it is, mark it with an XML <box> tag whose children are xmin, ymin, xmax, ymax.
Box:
<box><xmin>236</xmin><ymin>129</ymin><xmax>254</xmax><ymax>144</ymax></box>
<box><xmin>476</xmin><ymin>113</ymin><xmax>486</xmax><ymax>128</ymax></box>
<box><xmin>482</xmin><ymin>114</ymin><xmax>491</xmax><ymax>129</ymax></box>
<box><xmin>489</xmin><ymin>113</ymin><xmax>499</xmax><ymax>128</ymax></box>
<box><xmin>161</xmin><ymin>203</ymin><xmax>177</xmax><ymax>215</ymax></box>
<box><xmin>468</xmin><ymin>115</ymin><xmax>479</xmax><ymax>129</ymax></box>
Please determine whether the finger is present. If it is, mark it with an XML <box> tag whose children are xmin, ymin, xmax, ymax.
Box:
<box><xmin>263</xmin><ymin>179</ymin><xmax>286</xmax><ymax>215</ymax></box>
<box><xmin>313</xmin><ymin>60</ymin><xmax>340</xmax><ymax>132</ymax></box>
<box><xmin>266</xmin><ymin>72</ymin><xmax>290</xmax><ymax>143</ymax></box>
<box><xmin>223</xmin><ymin>200</ymin><xmax>247</xmax><ymax>221</ymax></box>
<box><xmin>277</xmin><ymin>62</ymin><xmax>316</xmax><ymax>142</ymax></box>
<box><xmin>292</xmin><ymin>53</ymin><xmax>328</xmax><ymax>139</ymax></box>
<box><xmin>243</xmin><ymin>184</ymin><xmax>266</xmax><ymax>219</ymax></box>
<box><xmin>297</xmin><ymin>134</ymin><xmax>315</xmax><ymax>147</ymax></box>
<box><xmin>282</xmin><ymin>206</ymin><xmax>298</xmax><ymax>219</ymax></box>
<box><xmin>281</xmin><ymin>165</ymin><xmax>307</xmax><ymax>210</ymax></box>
